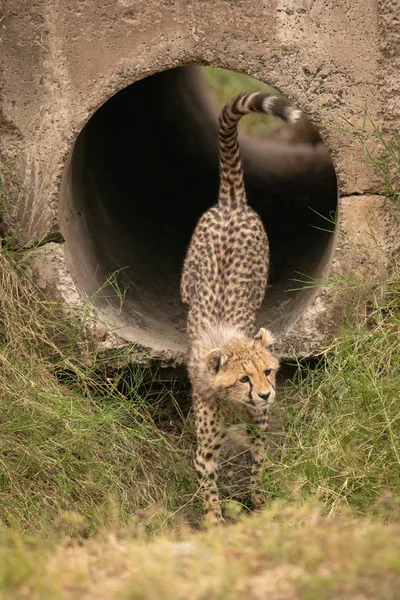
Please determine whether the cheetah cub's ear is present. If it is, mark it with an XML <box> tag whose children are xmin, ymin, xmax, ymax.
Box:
<box><xmin>206</xmin><ymin>348</ymin><xmax>228</xmax><ymax>374</ymax></box>
<box><xmin>254</xmin><ymin>327</ymin><xmax>275</xmax><ymax>349</ymax></box>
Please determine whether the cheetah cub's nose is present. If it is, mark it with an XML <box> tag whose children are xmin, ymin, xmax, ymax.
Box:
<box><xmin>259</xmin><ymin>392</ymin><xmax>271</xmax><ymax>401</ymax></box>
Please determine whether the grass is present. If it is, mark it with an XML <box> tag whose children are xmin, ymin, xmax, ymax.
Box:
<box><xmin>1</xmin><ymin>504</ymin><xmax>400</xmax><ymax>599</ymax></box>
<box><xmin>266</xmin><ymin>271</ymin><xmax>400</xmax><ymax>516</ymax></box>
<box><xmin>0</xmin><ymin>246</ymin><xmax>197</xmax><ymax>535</ymax></box>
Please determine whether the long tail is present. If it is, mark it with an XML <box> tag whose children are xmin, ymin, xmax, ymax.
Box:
<box><xmin>218</xmin><ymin>92</ymin><xmax>301</xmax><ymax>207</ymax></box>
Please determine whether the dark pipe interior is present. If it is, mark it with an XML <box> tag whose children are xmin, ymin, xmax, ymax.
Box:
<box><xmin>60</xmin><ymin>66</ymin><xmax>338</xmax><ymax>354</ymax></box>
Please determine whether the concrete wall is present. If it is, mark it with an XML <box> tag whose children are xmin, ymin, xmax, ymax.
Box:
<box><xmin>0</xmin><ymin>0</ymin><xmax>399</xmax><ymax>364</ymax></box>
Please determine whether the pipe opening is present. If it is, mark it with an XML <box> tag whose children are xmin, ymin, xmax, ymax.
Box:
<box><xmin>60</xmin><ymin>66</ymin><xmax>338</xmax><ymax>355</ymax></box>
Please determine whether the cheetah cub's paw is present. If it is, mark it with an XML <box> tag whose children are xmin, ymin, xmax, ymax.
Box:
<box><xmin>204</xmin><ymin>507</ymin><xmax>226</xmax><ymax>527</ymax></box>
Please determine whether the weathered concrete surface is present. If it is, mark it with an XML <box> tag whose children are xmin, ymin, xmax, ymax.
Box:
<box><xmin>1</xmin><ymin>0</ymin><xmax>399</xmax><ymax>364</ymax></box>
<box><xmin>378</xmin><ymin>0</ymin><xmax>400</xmax><ymax>134</ymax></box>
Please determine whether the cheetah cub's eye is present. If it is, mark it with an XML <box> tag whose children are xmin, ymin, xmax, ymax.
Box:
<box><xmin>239</xmin><ymin>375</ymin><xmax>250</xmax><ymax>384</ymax></box>
<box><xmin>265</xmin><ymin>369</ymin><xmax>272</xmax><ymax>377</ymax></box>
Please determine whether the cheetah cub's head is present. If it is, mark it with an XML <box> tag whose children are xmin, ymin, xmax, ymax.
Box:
<box><xmin>206</xmin><ymin>328</ymin><xmax>279</xmax><ymax>409</ymax></box>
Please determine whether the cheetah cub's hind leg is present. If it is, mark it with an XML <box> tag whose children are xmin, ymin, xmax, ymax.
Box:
<box><xmin>192</xmin><ymin>390</ymin><xmax>227</xmax><ymax>523</ymax></box>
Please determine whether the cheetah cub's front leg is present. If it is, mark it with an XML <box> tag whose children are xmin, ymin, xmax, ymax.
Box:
<box><xmin>248</xmin><ymin>408</ymin><xmax>271</xmax><ymax>507</ymax></box>
<box><xmin>192</xmin><ymin>391</ymin><xmax>226</xmax><ymax>523</ymax></box>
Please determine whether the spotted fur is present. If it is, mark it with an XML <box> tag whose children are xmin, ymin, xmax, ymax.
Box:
<box><xmin>181</xmin><ymin>92</ymin><xmax>301</xmax><ymax>522</ymax></box>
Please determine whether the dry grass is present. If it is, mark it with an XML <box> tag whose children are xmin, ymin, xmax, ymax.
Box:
<box><xmin>1</xmin><ymin>504</ymin><xmax>400</xmax><ymax>599</ymax></box>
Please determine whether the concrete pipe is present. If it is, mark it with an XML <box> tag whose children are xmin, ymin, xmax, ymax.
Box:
<box><xmin>59</xmin><ymin>66</ymin><xmax>337</xmax><ymax>357</ymax></box>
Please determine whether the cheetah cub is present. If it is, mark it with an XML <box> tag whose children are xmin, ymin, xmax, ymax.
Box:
<box><xmin>181</xmin><ymin>92</ymin><xmax>301</xmax><ymax>522</ymax></box>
